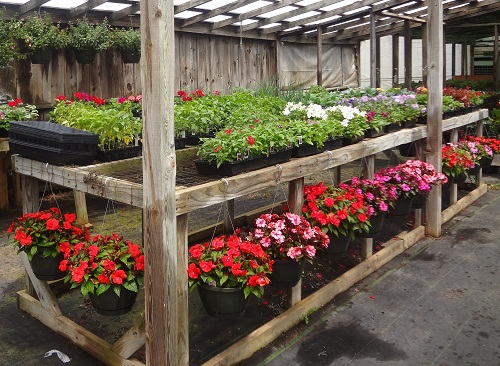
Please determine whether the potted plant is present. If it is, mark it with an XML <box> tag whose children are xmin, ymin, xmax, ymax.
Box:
<box><xmin>0</xmin><ymin>9</ymin><xmax>25</xmax><ymax>67</ymax></box>
<box><xmin>0</xmin><ymin>98</ymin><xmax>38</xmax><ymax>135</ymax></box>
<box><xmin>67</xmin><ymin>17</ymin><xmax>111</xmax><ymax>63</ymax></box>
<box><xmin>111</xmin><ymin>27</ymin><xmax>141</xmax><ymax>63</ymax></box>
<box><xmin>7</xmin><ymin>207</ymin><xmax>88</xmax><ymax>280</ymax></box>
<box><xmin>302</xmin><ymin>182</ymin><xmax>372</xmax><ymax>257</ymax></box>
<box><xmin>246</xmin><ymin>212</ymin><xmax>329</xmax><ymax>286</ymax></box>
<box><xmin>19</xmin><ymin>12</ymin><xmax>66</xmax><ymax>64</ymax></box>
<box><xmin>62</xmin><ymin>233</ymin><xmax>144</xmax><ymax>315</ymax></box>
<box><xmin>187</xmin><ymin>232</ymin><xmax>272</xmax><ymax>319</ymax></box>
<box><xmin>457</xmin><ymin>137</ymin><xmax>495</xmax><ymax>175</ymax></box>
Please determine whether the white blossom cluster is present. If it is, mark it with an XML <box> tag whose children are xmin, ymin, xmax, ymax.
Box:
<box><xmin>282</xmin><ymin>102</ymin><xmax>327</xmax><ymax>120</ymax></box>
<box><xmin>325</xmin><ymin>105</ymin><xmax>366</xmax><ymax>127</ymax></box>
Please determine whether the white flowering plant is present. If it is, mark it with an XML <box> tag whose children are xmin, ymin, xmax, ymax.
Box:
<box><xmin>326</xmin><ymin>105</ymin><xmax>368</xmax><ymax>138</ymax></box>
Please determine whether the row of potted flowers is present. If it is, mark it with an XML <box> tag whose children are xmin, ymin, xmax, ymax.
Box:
<box><xmin>8</xmin><ymin>207</ymin><xmax>144</xmax><ymax>316</ymax></box>
<box><xmin>187</xmin><ymin>158</ymin><xmax>447</xmax><ymax>318</ymax></box>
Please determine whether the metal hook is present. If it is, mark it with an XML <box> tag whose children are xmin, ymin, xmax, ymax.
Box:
<box><xmin>275</xmin><ymin>164</ymin><xmax>283</xmax><ymax>183</ymax></box>
<box><xmin>104</xmin><ymin>177</ymin><xmax>111</xmax><ymax>186</ymax></box>
<box><xmin>220</xmin><ymin>178</ymin><xmax>229</xmax><ymax>193</ymax></box>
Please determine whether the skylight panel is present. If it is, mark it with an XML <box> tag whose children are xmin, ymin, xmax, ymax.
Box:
<box><xmin>260</xmin><ymin>6</ymin><xmax>298</xmax><ymax>18</ymax></box>
<box><xmin>205</xmin><ymin>15</ymin><xmax>232</xmax><ymax>23</ymax></box>
<box><xmin>449</xmin><ymin>3</ymin><xmax>469</xmax><ymax>9</ymax></box>
<box><xmin>405</xmin><ymin>6</ymin><xmax>427</xmax><ymax>14</ymax></box>
<box><xmin>174</xmin><ymin>0</ymin><xmax>190</xmax><ymax>5</ymax></box>
<box><xmin>284</xmin><ymin>11</ymin><xmax>320</xmax><ymax>23</ymax></box>
<box><xmin>93</xmin><ymin>3</ymin><xmax>131</xmax><ymax>12</ymax></box>
<box><xmin>231</xmin><ymin>19</ymin><xmax>258</xmax><ymax>26</ymax></box>
<box><xmin>391</xmin><ymin>1</ymin><xmax>416</xmax><ymax>10</ymax></box>
<box><xmin>259</xmin><ymin>22</ymin><xmax>282</xmax><ymax>29</ymax></box>
<box><xmin>175</xmin><ymin>10</ymin><xmax>203</xmax><ymax>19</ymax></box>
<box><xmin>232</xmin><ymin>1</ymin><xmax>272</xmax><ymax>14</ymax></box>
<box><xmin>296</xmin><ymin>0</ymin><xmax>322</xmax><ymax>6</ymax></box>
<box><xmin>321</xmin><ymin>0</ymin><xmax>358</xmax><ymax>12</ymax></box>
<box><xmin>196</xmin><ymin>0</ymin><xmax>238</xmax><ymax>11</ymax></box>
<box><xmin>346</xmin><ymin>21</ymin><xmax>369</xmax><ymax>30</ymax></box>
<box><xmin>0</xmin><ymin>0</ymin><xmax>27</xmax><ymax>4</ymax></box>
<box><xmin>282</xmin><ymin>26</ymin><xmax>303</xmax><ymax>32</ymax></box>
<box><xmin>43</xmin><ymin>0</ymin><xmax>86</xmax><ymax>9</ymax></box>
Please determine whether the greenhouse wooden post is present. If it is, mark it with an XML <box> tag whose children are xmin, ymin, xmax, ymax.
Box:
<box><xmin>414</xmin><ymin>140</ymin><xmax>425</xmax><ymax>227</ymax></box>
<box><xmin>475</xmin><ymin>120</ymin><xmax>484</xmax><ymax>186</ymax></box>
<box><xmin>425</xmin><ymin>0</ymin><xmax>443</xmax><ymax>238</ymax></box>
<box><xmin>370</xmin><ymin>10</ymin><xmax>377</xmax><ymax>87</ymax></box>
<box><xmin>317</xmin><ymin>25</ymin><xmax>323</xmax><ymax>87</ymax></box>
<box><xmin>392</xmin><ymin>34</ymin><xmax>399</xmax><ymax>87</ymax></box>
<box><xmin>361</xmin><ymin>155</ymin><xmax>374</xmax><ymax>260</ymax></box>
<box><xmin>422</xmin><ymin>23</ymin><xmax>428</xmax><ymax>86</ymax></box>
<box><xmin>21</xmin><ymin>175</ymin><xmax>39</xmax><ymax>297</ymax></box>
<box><xmin>288</xmin><ymin>178</ymin><xmax>304</xmax><ymax>306</ymax></box>
<box><xmin>140</xmin><ymin>0</ymin><xmax>187</xmax><ymax>365</ymax></box>
<box><xmin>449</xmin><ymin>129</ymin><xmax>459</xmax><ymax>205</ymax></box>
<box><xmin>494</xmin><ymin>26</ymin><xmax>499</xmax><ymax>94</ymax></box>
<box><xmin>404</xmin><ymin>20</ymin><xmax>412</xmax><ymax>89</ymax></box>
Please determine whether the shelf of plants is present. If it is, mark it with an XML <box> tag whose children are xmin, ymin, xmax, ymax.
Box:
<box><xmin>10</xmin><ymin>105</ymin><xmax>491</xmax><ymax>366</ymax></box>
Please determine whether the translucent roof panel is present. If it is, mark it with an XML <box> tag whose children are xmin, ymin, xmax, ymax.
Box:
<box><xmin>204</xmin><ymin>15</ymin><xmax>233</xmax><ymax>23</ymax></box>
<box><xmin>231</xmin><ymin>1</ymin><xmax>273</xmax><ymax>14</ymax></box>
<box><xmin>284</xmin><ymin>11</ymin><xmax>320</xmax><ymax>23</ymax></box>
<box><xmin>175</xmin><ymin>10</ymin><xmax>203</xmax><ymax>19</ymax></box>
<box><xmin>196</xmin><ymin>0</ymin><xmax>239</xmax><ymax>11</ymax></box>
<box><xmin>260</xmin><ymin>6</ymin><xmax>298</xmax><ymax>19</ymax></box>
<box><xmin>93</xmin><ymin>3</ymin><xmax>131</xmax><ymax>12</ymax></box>
<box><xmin>321</xmin><ymin>0</ymin><xmax>358</xmax><ymax>12</ymax></box>
<box><xmin>43</xmin><ymin>0</ymin><xmax>87</xmax><ymax>9</ymax></box>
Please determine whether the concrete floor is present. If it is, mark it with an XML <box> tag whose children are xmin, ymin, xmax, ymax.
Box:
<box><xmin>1</xmin><ymin>172</ymin><xmax>499</xmax><ymax>366</ymax></box>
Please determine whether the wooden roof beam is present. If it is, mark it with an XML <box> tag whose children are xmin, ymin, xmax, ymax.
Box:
<box><xmin>210</xmin><ymin>0</ymin><xmax>297</xmax><ymax>30</ymax></box>
<box><xmin>68</xmin><ymin>0</ymin><xmax>109</xmax><ymax>19</ymax></box>
<box><xmin>18</xmin><ymin>0</ymin><xmax>51</xmax><ymax>16</ymax></box>
<box><xmin>109</xmin><ymin>3</ymin><xmax>140</xmax><ymax>22</ymax></box>
<box><xmin>180</xmin><ymin>0</ymin><xmax>256</xmax><ymax>28</ymax></box>
<box><xmin>381</xmin><ymin>11</ymin><xmax>426</xmax><ymax>23</ymax></box>
<box><xmin>174</xmin><ymin>0</ymin><xmax>211</xmax><ymax>15</ymax></box>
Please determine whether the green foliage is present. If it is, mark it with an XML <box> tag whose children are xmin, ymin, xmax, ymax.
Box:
<box><xmin>0</xmin><ymin>99</ymin><xmax>38</xmax><ymax>130</ymax></box>
<box><xmin>0</xmin><ymin>9</ymin><xmax>25</xmax><ymax>67</ymax></box>
<box><xmin>19</xmin><ymin>12</ymin><xmax>66</xmax><ymax>52</ymax></box>
<box><xmin>446</xmin><ymin>78</ymin><xmax>495</xmax><ymax>92</ymax></box>
<box><xmin>486</xmin><ymin>108</ymin><xmax>500</xmax><ymax>136</ymax></box>
<box><xmin>67</xmin><ymin>17</ymin><xmax>111</xmax><ymax>51</ymax></box>
<box><xmin>111</xmin><ymin>27</ymin><xmax>141</xmax><ymax>52</ymax></box>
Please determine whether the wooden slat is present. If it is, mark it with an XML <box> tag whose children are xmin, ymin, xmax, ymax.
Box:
<box><xmin>441</xmin><ymin>183</ymin><xmax>487</xmax><ymax>224</ymax></box>
<box><xmin>112</xmin><ymin>318</ymin><xmax>146</xmax><ymax>359</ymax></box>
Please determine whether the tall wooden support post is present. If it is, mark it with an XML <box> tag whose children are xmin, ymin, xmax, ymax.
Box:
<box><xmin>475</xmin><ymin>120</ymin><xmax>484</xmax><ymax>186</ymax></box>
<box><xmin>461</xmin><ymin>42</ymin><xmax>467</xmax><ymax>75</ymax></box>
<box><xmin>404</xmin><ymin>20</ymin><xmax>412</xmax><ymax>89</ymax></box>
<box><xmin>317</xmin><ymin>26</ymin><xmax>323</xmax><ymax>87</ymax></box>
<box><xmin>140</xmin><ymin>1</ymin><xmax>187</xmax><ymax>365</ymax></box>
<box><xmin>443</xmin><ymin>31</ymin><xmax>447</xmax><ymax>87</ymax></box>
<box><xmin>370</xmin><ymin>10</ymin><xmax>377</xmax><ymax>87</ymax></box>
<box><xmin>287</xmin><ymin>178</ymin><xmax>304</xmax><ymax>306</ymax></box>
<box><xmin>470</xmin><ymin>43</ymin><xmax>475</xmax><ymax>76</ymax></box>
<box><xmin>361</xmin><ymin>155</ymin><xmax>374</xmax><ymax>260</ymax></box>
<box><xmin>422</xmin><ymin>23</ymin><xmax>428</xmax><ymax>86</ymax></box>
<box><xmin>376</xmin><ymin>36</ymin><xmax>381</xmax><ymax>88</ymax></box>
<box><xmin>392</xmin><ymin>34</ymin><xmax>399</xmax><ymax>87</ymax></box>
<box><xmin>494</xmin><ymin>26</ymin><xmax>499</xmax><ymax>91</ymax></box>
<box><xmin>451</xmin><ymin>43</ymin><xmax>456</xmax><ymax>78</ymax></box>
<box><xmin>414</xmin><ymin>140</ymin><xmax>425</xmax><ymax>227</ymax></box>
<box><xmin>22</xmin><ymin>175</ymin><xmax>39</xmax><ymax>297</ymax></box>
<box><xmin>425</xmin><ymin>0</ymin><xmax>443</xmax><ymax>238</ymax></box>
<box><xmin>73</xmin><ymin>190</ymin><xmax>89</xmax><ymax>226</ymax></box>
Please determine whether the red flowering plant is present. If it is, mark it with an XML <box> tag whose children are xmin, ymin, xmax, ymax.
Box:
<box><xmin>441</xmin><ymin>143</ymin><xmax>475</xmax><ymax>178</ymax></box>
<box><xmin>63</xmin><ymin>233</ymin><xmax>144</xmax><ymax>297</ymax></box>
<box><xmin>462</xmin><ymin>135</ymin><xmax>500</xmax><ymax>155</ymax></box>
<box><xmin>0</xmin><ymin>97</ymin><xmax>38</xmax><ymax>131</ymax></box>
<box><xmin>187</xmin><ymin>231</ymin><xmax>272</xmax><ymax>298</ymax></box>
<box><xmin>302</xmin><ymin>182</ymin><xmax>372</xmax><ymax>238</ymax></box>
<box><xmin>374</xmin><ymin>160</ymin><xmax>448</xmax><ymax>199</ymax></box>
<box><xmin>7</xmin><ymin>207</ymin><xmax>88</xmax><ymax>261</ymax></box>
<box><xmin>457</xmin><ymin>137</ymin><xmax>495</xmax><ymax>164</ymax></box>
<box><xmin>245</xmin><ymin>212</ymin><xmax>330</xmax><ymax>263</ymax></box>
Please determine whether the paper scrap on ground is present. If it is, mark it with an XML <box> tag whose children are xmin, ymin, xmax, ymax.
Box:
<box><xmin>44</xmin><ymin>349</ymin><xmax>71</xmax><ymax>363</ymax></box>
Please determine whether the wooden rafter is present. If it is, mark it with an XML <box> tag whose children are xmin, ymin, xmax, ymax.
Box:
<box><xmin>18</xmin><ymin>0</ymin><xmax>51</xmax><ymax>16</ymax></box>
<box><xmin>68</xmin><ymin>0</ymin><xmax>109</xmax><ymax>19</ymax></box>
<box><xmin>381</xmin><ymin>11</ymin><xmax>426</xmax><ymax>23</ymax></box>
<box><xmin>109</xmin><ymin>3</ymin><xmax>139</xmax><ymax>21</ymax></box>
<box><xmin>180</xmin><ymin>0</ymin><xmax>256</xmax><ymax>28</ymax></box>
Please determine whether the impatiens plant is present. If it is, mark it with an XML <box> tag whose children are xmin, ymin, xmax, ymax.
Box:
<box><xmin>246</xmin><ymin>212</ymin><xmax>329</xmax><ymax>263</ymax></box>
<box><xmin>441</xmin><ymin>143</ymin><xmax>475</xmax><ymax>178</ymax></box>
<box><xmin>63</xmin><ymin>233</ymin><xmax>144</xmax><ymax>297</ymax></box>
<box><xmin>187</xmin><ymin>231</ymin><xmax>272</xmax><ymax>298</ymax></box>
<box><xmin>302</xmin><ymin>182</ymin><xmax>372</xmax><ymax>238</ymax></box>
<box><xmin>457</xmin><ymin>137</ymin><xmax>494</xmax><ymax>164</ymax></box>
<box><xmin>342</xmin><ymin>177</ymin><xmax>397</xmax><ymax>215</ymax></box>
<box><xmin>0</xmin><ymin>98</ymin><xmax>39</xmax><ymax>131</ymax></box>
<box><xmin>7</xmin><ymin>207</ymin><xmax>88</xmax><ymax>260</ymax></box>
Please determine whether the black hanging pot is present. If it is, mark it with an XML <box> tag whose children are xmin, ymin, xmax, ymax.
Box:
<box><xmin>268</xmin><ymin>258</ymin><xmax>306</xmax><ymax>287</ymax></box>
<box><xmin>356</xmin><ymin>213</ymin><xmax>386</xmax><ymax>238</ymax></box>
<box><xmin>197</xmin><ymin>284</ymin><xmax>249</xmax><ymax>320</ymax></box>
<box><xmin>411</xmin><ymin>193</ymin><xmax>428</xmax><ymax>209</ymax></box>
<box><xmin>389</xmin><ymin>196</ymin><xmax>414</xmax><ymax>217</ymax></box>
<box><xmin>323</xmin><ymin>233</ymin><xmax>352</xmax><ymax>258</ymax></box>
<box><xmin>88</xmin><ymin>286</ymin><xmax>138</xmax><ymax>316</ymax></box>
<box><xmin>121</xmin><ymin>50</ymin><xmax>141</xmax><ymax>64</ymax></box>
<box><xmin>30</xmin><ymin>48</ymin><xmax>53</xmax><ymax>64</ymax></box>
<box><xmin>29</xmin><ymin>251</ymin><xmax>66</xmax><ymax>281</ymax></box>
<box><xmin>74</xmin><ymin>49</ymin><xmax>96</xmax><ymax>64</ymax></box>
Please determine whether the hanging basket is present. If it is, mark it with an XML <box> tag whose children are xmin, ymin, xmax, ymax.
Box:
<box><xmin>322</xmin><ymin>233</ymin><xmax>352</xmax><ymax>258</ymax></box>
<box><xmin>389</xmin><ymin>196</ymin><xmax>414</xmax><ymax>217</ymax></box>
<box><xmin>268</xmin><ymin>258</ymin><xmax>306</xmax><ymax>287</ymax></box>
<box><xmin>29</xmin><ymin>252</ymin><xmax>66</xmax><ymax>281</ymax></box>
<box><xmin>121</xmin><ymin>50</ymin><xmax>141</xmax><ymax>63</ymax></box>
<box><xmin>74</xmin><ymin>49</ymin><xmax>96</xmax><ymax>64</ymax></box>
<box><xmin>30</xmin><ymin>48</ymin><xmax>53</xmax><ymax>64</ymax></box>
<box><xmin>356</xmin><ymin>213</ymin><xmax>386</xmax><ymax>239</ymax></box>
<box><xmin>197</xmin><ymin>284</ymin><xmax>249</xmax><ymax>320</ymax></box>
<box><xmin>411</xmin><ymin>193</ymin><xmax>428</xmax><ymax>209</ymax></box>
<box><xmin>88</xmin><ymin>286</ymin><xmax>138</xmax><ymax>316</ymax></box>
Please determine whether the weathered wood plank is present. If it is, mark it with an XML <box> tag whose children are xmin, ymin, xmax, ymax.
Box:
<box><xmin>442</xmin><ymin>183</ymin><xmax>487</xmax><ymax>224</ymax></box>
<box><xmin>112</xmin><ymin>318</ymin><xmax>146</xmax><ymax>359</ymax></box>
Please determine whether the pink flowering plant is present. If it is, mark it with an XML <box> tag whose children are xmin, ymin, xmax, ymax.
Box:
<box><xmin>375</xmin><ymin>160</ymin><xmax>448</xmax><ymax>199</ymax></box>
<box><xmin>341</xmin><ymin>177</ymin><xmax>397</xmax><ymax>215</ymax></box>
<box><xmin>62</xmin><ymin>233</ymin><xmax>144</xmax><ymax>297</ymax></box>
<box><xmin>7</xmin><ymin>207</ymin><xmax>88</xmax><ymax>261</ymax></box>
<box><xmin>187</xmin><ymin>231</ymin><xmax>272</xmax><ymax>298</ymax></box>
<box><xmin>247</xmin><ymin>212</ymin><xmax>330</xmax><ymax>262</ymax></box>
<box><xmin>457</xmin><ymin>139</ymin><xmax>494</xmax><ymax>165</ymax></box>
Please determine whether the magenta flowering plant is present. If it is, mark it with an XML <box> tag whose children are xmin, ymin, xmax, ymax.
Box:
<box><xmin>375</xmin><ymin>160</ymin><xmax>448</xmax><ymax>198</ymax></box>
<box><xmin>457</xmin><ymin>139</ymin><xmax>494</xmax><ymax>165</ymax></box>
<box><xmin>246</xmin><ymin>212</ymin><xmax>329</xmax><ymax>263</ymax></box>
<box><xmin>341</xmin><ymin>177</ymin><xmax>397</xmax><ymax>215</ymax></box>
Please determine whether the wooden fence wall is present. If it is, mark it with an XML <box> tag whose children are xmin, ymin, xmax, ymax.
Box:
<box><xmin>0</xmin><ymin>32</ymin><xmax>278</xmax><ymax>105</ymax></box>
